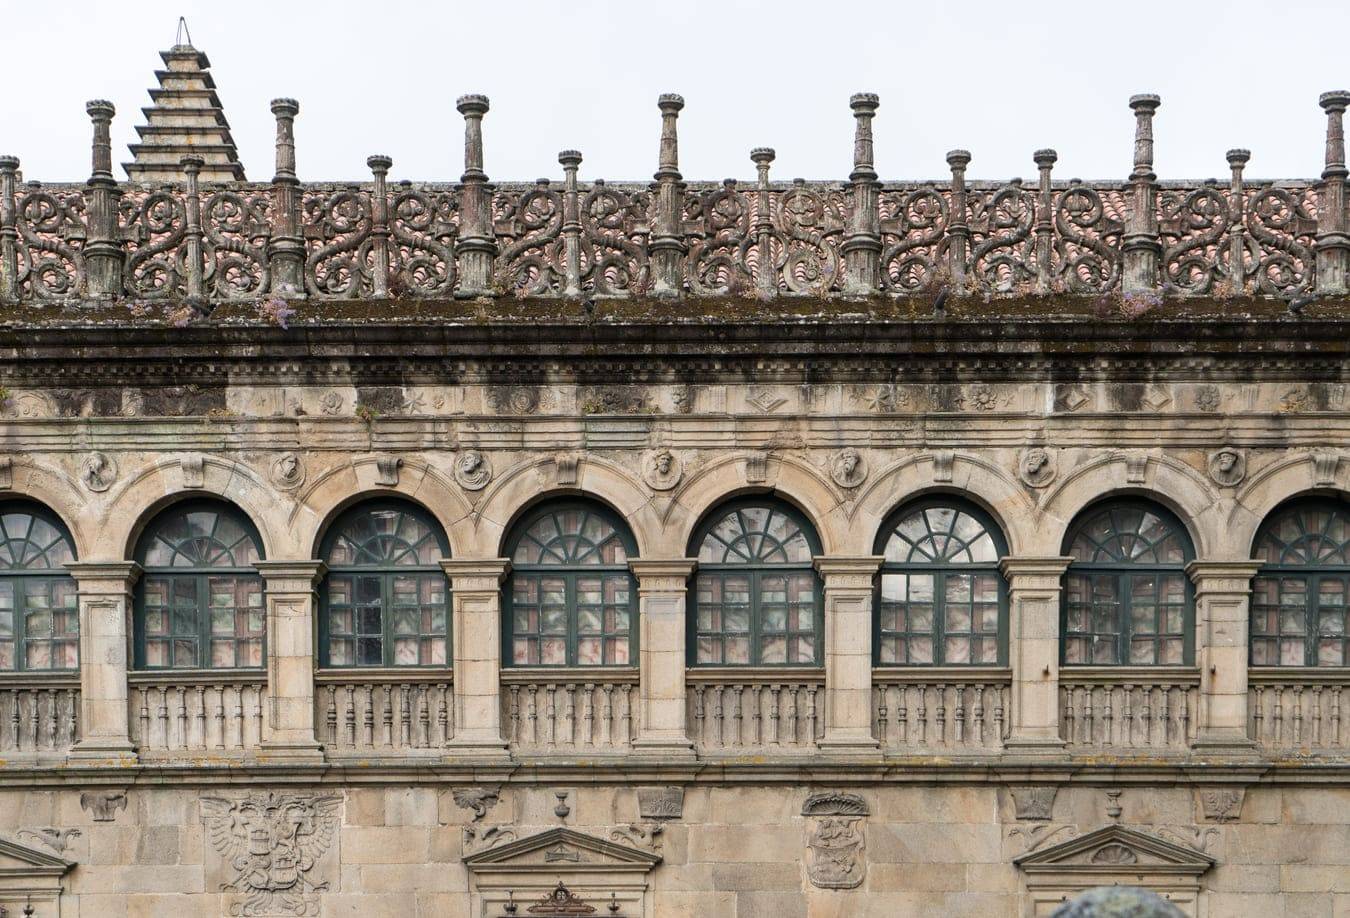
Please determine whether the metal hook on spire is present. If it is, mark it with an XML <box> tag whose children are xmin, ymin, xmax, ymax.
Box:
<box><xmin>175</xmin><ymin>16</ymin><xmax>193</xmax><ymax>49</ymax></box>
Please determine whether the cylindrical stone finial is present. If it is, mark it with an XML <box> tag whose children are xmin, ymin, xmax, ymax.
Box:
<box><xmin>270</xmin><ymin>98</ymin><xmax>299</xmax><ymax>182</ymax></box>
<box><xmin>558</xmin><ymin>149</ymin><xmax>582</xmax><ymax>169</ymax></box>
<box><xmin>946</xmin><ymin>149</ymin><xmax>971</xmax><ymax>172</ymax></box>
<box><xmin>0</xmin><ymin>155</ymin><xmax>18</xmax><ymax>173</ymax></box>
<box><xmin>850</xmin><ymin>93</ymin><xmax>879</xmax><ymax>178</ymax></box>
<box><xmin>270</xmin><ymin>97</ymin><xmax>299</xmax><ymax>118</ymax></box>
<box><xmin>86</xmin><ymin>100</ymin><xmax>115</xmax><ymax>180</ymax></box>
<box><xmin>180</xmin><ymin>154</ymin><xmax>204</xmax><ymax>175</ymax></box>
<box><xmin>457</xmin><ymin>94</ymin><xmax>489</xmax><ymax>180</ymax></box>
<box><xmin>751</xmin><ymin>147</ymin><xmax>776</xmax><ymax>166</ymax></box>
<box><xmin>366</xmin><ymin>154</ymin><xmax>392</xmax><ymax>176</ymax></box>
<box><xmin>1129</xmin><ymin>93</ymin><xmax>1161</xmax><ymax>177</ymax></box>
<box><xmin>655</xmin><ymin>93</ymin><xmax>684</xmax><ymax>179</ymax></box>
<box><xmin>1320</xmin><ymin>90</ymin><xmax>1350</xmax><ymax>178</ymax></box>
<box><xmin>1226</xmin><ymin>148</ymin><xmax>1251</xmax><ymax>167</ymax></box>
<box><xmin>456</xmin><ymin>93</ymin><xmax>490</xmax><ymax>116</ymax></box>
<box><xmin>1033</xmin><ymin>148</ymin><xmax>1058</xmax><ymax>169</ymax></box>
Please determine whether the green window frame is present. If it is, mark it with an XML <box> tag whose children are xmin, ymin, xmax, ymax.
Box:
<box><xmin>134</xmin><ymin>501</ymin><xmax>265</xmax><ymax>670</ymax></box>
<box><xmin>874</xmin><ymin>499</ymin><xmax>1008</xmax><ymax>666</ymax></box>
<box><xmin>1061</xmin><ymin>500</ymin><xmax>1195</xmax><ymax>666</ymax></box>
<box><xmin>0</xmin><ymin>502</ymin><xmax>79</xmax><ymax>672</ymax></box>
<box><xmin>688</xmin><ymin>499</ymin><xmax>823</xmax><ymax>667</ymax></box>
<box><xmin>319</xmin><ymin>500</ymin><xmax>450</xmax><ymax>668</ymax></box>
<box><xmin>504</xmin><ymin>501</ymin><xmax>638</xmax><ymax>667</ymax></box>
<box><xmin>1251</xmin><ymin>499</ymin><xmax>1350</xmax><ymax>667</ymax></box>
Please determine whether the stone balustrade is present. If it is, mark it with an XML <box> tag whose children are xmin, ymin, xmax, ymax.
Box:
<box><xmin>317</xmin><ymin>672</ymin><xmax>454</xmax><ymax>757</ymax></box>
<box><xmin>129</xmin><ymin>673</ymin><xmax>266</xmax><ymax>758</ymax></box>
<box><xmin>687</xmin><ymin>670</ymin><xmax>824</xmax><ymax>754</ymax></box>
<box><xmin>1059</xmin><ymin>670</ymin><xmax>1200</xmax><ymax>752</ymax></box>
<box><xmin>0</xmin><ymin>677</ymin><xmax>80</xmax><ymax>762</ymax></box>
<box><xmin>502</xmin><ymin>670</ymin><xmax>637</xmax><ymax>754</ymax></box>
<box><xmin>872</xmin><ymin>669</ymin><xmax>1010</xmax><ymax>753</ymax></box>
<box><xmin>1249</xmin><ymin>670</ymin><xmax>1349</xmax><ymax>752</ymax></box>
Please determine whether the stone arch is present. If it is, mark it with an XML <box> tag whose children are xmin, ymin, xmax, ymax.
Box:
<box><xmin>852</xmin><ymin>451</ymin><xmax>1035</xmax><ymax>557</ymax></box>
<box><xmin>0</xmin><ymin>459</ymin><xmax>92</xmax><ymax>560</ymax></box>
<box><xmin>474</xmin><ymin>455</ymin><xmax>657</xmax><ymax>559</ymax></box>
<box><xmin>667</xmin><ymin>453</ymin><xmax>844</xmax><ymax>556</ymax></box>
<box><xmin>1036</xmin><ymin>452</ymin><xmax>1219</xmax><ymax>558</ymax></box>
<box><xmin>1231</xmin><ymin>451</ymin><xmax>1350</xmax><ymax>556</ymax></box>
<box><xmin>102</xmin><ymin>455</ymin><xmax>283</xmax><ymax>561</ymax></box>
<box><xmin>295</xmin><ymin>456</ymin><xmax>474</xmax><ymax>561</ymax></box>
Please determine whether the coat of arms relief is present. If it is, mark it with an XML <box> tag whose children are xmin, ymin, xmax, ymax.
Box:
<box><xmin>201</xmin><ymin>793</ymin><xmax>342</xmax><ymax>917</ymax></box>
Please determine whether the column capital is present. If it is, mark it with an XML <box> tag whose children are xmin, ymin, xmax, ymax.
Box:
<box><xmin>813</xmin><ymin>555</ymin><xmax>884</xmax><ymax>583</ymax></box>
<box><xmin>440</xmin><ymin>558</ymin><xmax>511</xmax><ymax>591</ymax></box>
<box><xmin>65</xmin><ymin>561</ymin><xmax>142</xmax><ymax>594</ymax></box>
<box><xmin>255</xmin><ymin>560</ymin><xmax>327</xmax><ymax>593</ymax></box>
<box><xmin>629</xmin><ymin>558</ymin><xmax>696</xmax><ymax>592</ymax></box>
<box><xmin>1000</xmin><ymin>556</ymin><xmax>1072</xmax><ymax>593</ymax></box>
<box><xmin>1186</xmin><ymin>559</ymin><xmax>1262</xmax><ymax>594</ymax></box>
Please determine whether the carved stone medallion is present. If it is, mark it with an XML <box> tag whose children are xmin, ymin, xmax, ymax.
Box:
<box><xmin>1019</xmin><ymin>447</ymin><xmax>1056</xmax><ymax>488</ymax></box>
<box><xmin>829</xmin><ymin>448</ymin><xmax>867</xmax><ymax>489</ymax></box>
<box><xmin>801</xmin><ymin>792</ymin><xmax>868</xmax><ymax>890</ymax></box>
<box><xmin>455</xmin><ymin>450</ymin><xmax>492</xmax><ymax>490</ymax></box>
<box><xmin>643</xmin><ymin>449</ymin><xmax>683</xmax><ymax>491</ymax></box>
<box><xmin>271</xmin><ymin>452</ymin><xmax>305</xmax><ymax>490</ymax></box>
<box><xmin>1208</xmin><ymin>447</ymin><xmax>1246</xmax><ymax>487</ymax></box>
<box><xmin>80</xmin><ymin>451</ymin><xmax>117</xmax><ymax>492</ymax></box>
<box><xmin>201</xmin><ymin>792</ymin><xmax>341</xmax><ymax>917</ymax></box>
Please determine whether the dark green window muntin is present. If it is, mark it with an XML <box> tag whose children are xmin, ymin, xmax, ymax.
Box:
<box><xmin>874</xmin><ymin>499</ymin><xmax>1008</xmax><ymax>666</ymax></box>
<box><xmin>320</xmin><ymin>500</ymin><xmax>450</xmax><ymax>668</ymax></box>
<box><xmin>1251</xmin><ymin>499</ymin><xmax>1350</xmax><ymax>667</ymax></box>
<box><xmin>1061</xmin><ymin>500</ymin><xmax>1195</xmax><ymax>666</ymax></box>
<box><xmin>689</xmin><ymin>499</ymin><xmax>823</xmax><ymax>666</ymax></box>
<box><xmin>504</xmin><ymin>501</ymin><xmax>638</xmax><ymax>667</ymax></box>
<box><xmin>134</xmin><ymin>501</ymin><xmax>265</xmax><ymax>670</ymax></box>
<box><xmin>0</xmin><ymin>502</ymin><xmax>78</xmax><ymax>672</ymax></box>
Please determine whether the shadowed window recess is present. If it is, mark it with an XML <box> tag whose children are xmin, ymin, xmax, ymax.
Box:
<box><xmin>1061</xmin><ymin>501</ymin><xmax>1195</xmax><ymax>666</ymax></box>
<box><xmin>320</xmin><ymin>501</ymin><xmax>450</xmax><ymax>668</ymax></box>
<box><xmin>0</xmin><ymin>502</ymin><xmax>78</xmax><ymax>672</ymax></box>
<box><xmin>874</xmin><ymin>500</ymin><xmax>1008</xmax><ymax>666</ymax></box>
<box><xmin>504</xmin><ymin>502</ymin><xmax>637</xmax><ymax>667</ymax></box>
<box><xmin>134</xmin><ymin>501</ymin><xmax>264</xmax><ymax>670</ymax></box>
<box><xmin>689</xmin><ymin>500</ymin><xmax>823</xmax><ymax>666</ymax></box>
<box><xmin>1251</xmin><ymin>499</ymin><xmax>1350</xmax><ymax>667</ymax></box>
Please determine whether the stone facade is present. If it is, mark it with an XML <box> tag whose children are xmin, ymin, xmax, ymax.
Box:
<box><xmin>0</xmin><ymin>33</ymin><xmax>1348</xmax><ymax>918</ymax></box>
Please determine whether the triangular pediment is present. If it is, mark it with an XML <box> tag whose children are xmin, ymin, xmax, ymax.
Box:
<box><xmin>0</xmin><ymin>836</ymin><xmax>74</xmax><ymax>875</ymax></box>
<box><xmin>464</xmin><ymin>828</ymin><xmax>661</xmax><ymax>872</ymax></box>
<box><xmin>1015</xmin><ymin>825</ymin><xmax>1213</xmax><ymax>876</ymax></box>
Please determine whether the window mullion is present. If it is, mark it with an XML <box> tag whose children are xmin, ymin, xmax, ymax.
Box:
<box><xmin>934</xmin><ymin>570</ymin><xmax>946</xmax><ymax>666</ymax></box>
<box><xmin>382</xmin><ymin>572</ymin><xmax>393</xmax><ymax>667</ymax></box>
<box><xmin>198</xmin><ymin>573</ymin><xmax>209</xmax><ymax>670</ymax></box>
<box><xmin>1118</xmin><ymin>572</ymin><xmax>1131</xmax><ymax>666</ymax></box>
<box><xmin>566</xmin><ymin>573</ymin><xmax>577</xmax><ymax>668</ymax></box>
<box><xmin>750</xmin><ymin>570</ymin><xmax>761</xmax><ymax>667</ymax></box>
<box><xmin>1307</xmin><ymin>573</ymin><xmax>1319</xmax><ymax>667</ymax></box>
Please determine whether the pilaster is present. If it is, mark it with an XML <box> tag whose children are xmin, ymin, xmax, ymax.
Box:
<box><xmin>441</xmin><ymin>559</ymin><xmax>511</xmax><ymax>758</ymax></box>
<box><xmin>628</xmin><ymin>559</ymin><xmax>697</xmax><ymax>759</ymax></box>
<box><xmin>1187</xmin><ymin>560</ymin><xmax>1261</xmax><ymax>755</ymax></box>
<box><xmin>815</xmin><ymin>556</ymin><xmax>883</xmax><ymax>754</ymax></box>
<box><xmin>1000</xmin><ymin>557</ymin><xmax>1072</xmax><ymax>754</ymax></box>
<box><xmin>255</xmin><ymin>560</ymin><xmax>326</xmax><ymax>763</ymax></box>
<box><xmin>65</xmin><ymin>561</ymin><xmax>140</xmax><ymax>764</ymax></box>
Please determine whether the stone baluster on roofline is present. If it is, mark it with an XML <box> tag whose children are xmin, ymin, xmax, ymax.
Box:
<box><xmin>0</xmin><ymin>154</ymin><xmax>18</xmax><ymax>303</ymax></box>
<box><xmin>1122</xmin><ymin>93</ymin><xmax>1162</xmax><ymax>293</ymax></box>
<box><xmin>181</xmin><ymin>155</ymin><xmax>205</xmax><ymax>301</ymax></box>
<box><xmin>1033</xmin><ymin>149</ymin><xmax>1057</xmax><ymax>295</ymax></box>
<box><xmin>83</xmin><ymin>100</ymin><xmax>124</xmax><ymax>299</ymax></box>
<box><xmin>267</xmin><ymin>98</ymin><xmax>305</xmax><ymax>296</ymax></box>
<box><xmin>751</xmin><ymin>147</ymin><xmax>776</xmax><ymax>299</ymax></box>
<box><xmin>946</xmin><ymin>150</ymin><xmax>971</xmax><ymax>290</ymax></box>
<box><xmin>1315</xmin><ymin>90</ymin><xmax>1350</xmax><ymax>295</ymax></box>
<box><xmin>843</xmin><ymin>93</ymin><xmax>881</xmax><ymax>296</ymax></box>
<box><xmin>650</xmin><ymin>93</ymin><xmax>686</xmax><ymax>298</ymax></box>
<box><xmin>455</xmin><ymin>94</ymin><xmax>495</xmax><ymax>296</ymax></box>
<box><xmin>367</xmin><ymin>154</ymin><xmax>392</xmax><ymax>298</ymax></box>
<box><xmin>558</xmin><ymin>149</ymin><xmax>584</xmax><ymax>297</ymax></box>
<box><xmin>1226</xmin><ymin>148</ymin><xmax>1250</xmax><ymax>294</ymax></box>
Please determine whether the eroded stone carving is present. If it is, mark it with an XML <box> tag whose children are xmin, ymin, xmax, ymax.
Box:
<box><xmin>555</xmin><ymin>454</ymin><xmax>579</xmax><ymax>486</ymax></box>
<box><xmin>1055</xmin><ymin>385</ymin><xmax>1089</xmax><ymax>413</ymax></box>
<box><xmin>1195</xmin><ymin>384</ymin><xmax>1222</xmax><ymax>412</ymax></box>
<box><xmin>452</xmin><ymin>786</ymin><xmax>501</xmax><ymax>821</ymax></box>
<box><xmin>1208</xmin><ymin>447</ymin><xmax>1245</xmax><ymax>486</ymax></box>
<box><xmin>463</xmin><ymin>824</ymin><xmax>516</xmax><ymax>855</ymax></box>
<box><xmin>487</xmin><ymin>385</ymin><xmax>543</xmax><ymax>415</ymax></box>
<box><xmin>746</xmin><ymin>387</ymin><xmax>787</xmax><ymax>413</ymax></box>
<box><xmin>318</xmin><ymin>391</ymin><xmax>343</xmax><ymax>416</ymax></box>
<box><xmin>80</xmin><ymin>451</ymin><xmax>117</xmax><ymax>492</ymax></box>
<box><xmin>801</xmin><ymin>792</ymin><xmax>868</xmax><ymax>890</ymax></box>
<box><xmin>18</xmin><ymin>827</ymin><xmax>81</xmax><ymax>854</ymax></box>
<box><xmin>636</xmin><ymin>786</ymin><xmax>684</xmax><ymax>820</ymax></box>
<box><xmin>374</xmin><ymin>455</ymin><xmax>401</xmax><ymax>487</ymax></box>
<box><xmin>611</xmin><ymin>822</ymin><xmax>663</xmax><ymax>852</ymax></box>
<box><xmin>271</xmin><ymin>452</ymin><xmax>305</xmax><ymax>490</ymax></box>
<box><xmin>1019</xmin><ymin>447</ymin><xmax>1056</xmax><ymax>488</ymax></box>
<box><xmin>455</xmin><ymin>450</ymin><xmax>492</xmax><ymax>490</ymax></box>
<box><xmin>0</xmin><ymin>456</ymin><xmax>11</xmax><ymax>489</ymax></box>
<box><xmin>643</xmin><ymin>449</ymin><xmax>682</xmax><ymax>491</ymax></box>
<box><xmin>1124</xmin><ymin>453</ymin><xmax>1148</xmax><ymax>484</ymax></box>
<box><xmin>933</xmin><ymin>450</ymin><xmax>955</xmax><ymax>483</ymax></box>
<box><xmin>829</xmin><ymin>447</ymin><xmax>867</xmax><ymax>489</ymax></box>
<box><xmin>671</xmin><ymin>385</ymin><xmax>693</xmax><ymax>414</ymax></box>
<box><xmin>744</xmin><ymin>451</ymin><xmax>769</xmax><ymax>484</ymax></box>
<box><xmin>1010</xmin><ymin>785</ymin><xmax>1058</xmax><ymax>821</ymax></box>
<box><xmin>1313</xmin><ymin>450</ymin><xmax>1341</xmax><ymax>486</ymax></box>
<box><xmin>1196</xmin><ymin>787</ymin><xmax>1244</xmax><ymax>823</ymax></box>
<box><xmin>80</xmin><ymin>790</ymin><xmax>127</xmax><ymax>822</ymax></box>
<box><xmin>201</xmin><ymin>792</ymin><xmax>341</xmax><ymax>917</ymax></box>
<box><xmin>1007</xmin><ymin>824</ymin><xmax>1077</xmax><ymax>853</ymax></box>
<box><xmin>1090</xmin><ymin>843</ymin><xmax>1138</xmax><ymax>865</ymax></box>
<box><xmin>181</xmin><ymin>455</ymin><xmax>205</xmax><ymax>488</ymax></box>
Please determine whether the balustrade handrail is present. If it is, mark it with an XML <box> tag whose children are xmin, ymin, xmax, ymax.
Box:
<box><xmin>1059</xmin><ymin>666</ymin><xmax>1201</xmax><ymax>684</ymax></box>
<box><xmin>128</xmin><ymin>668</ymin><xmax>266</xmax><ymax>686</ymax></box>
<box><xmin>1249</xmin><ymin>667</ymin><xmax>1350</xmax><ymax>685</ymax></box>
<box><xmin>501</xmin><ymin>667</ymin><xmax>638</xmax><ymax>684</ymax></box>
<box><xmin>686</xmin><ymin>666</ymin><xmax>825</xmax><ymax>684</ymax></box>
<box><xmin>873</xmin><ymin>666</ymin><xmax>1011</xmax><ymax>683</ymax></box>
<box><xmin>316</xmin><ymin>668</ymin><xmax>452</xmax><ymax>685</ymax></box>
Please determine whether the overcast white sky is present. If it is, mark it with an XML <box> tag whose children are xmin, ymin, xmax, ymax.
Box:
<box><xmin>3</xmin><ymin>0</ymin><xmax>1347</xmax><ymax>184</ymax></box>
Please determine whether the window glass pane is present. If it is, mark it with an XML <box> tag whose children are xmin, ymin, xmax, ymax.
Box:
<box><xmin>697</xmin><ymin>504</ymin><xmax>817</xmax><ymax>564</ymax></box>
<box><xmin>0</xmin><ymin>507</ymin><xmax>76</xmax><ymax>571</ymax></box>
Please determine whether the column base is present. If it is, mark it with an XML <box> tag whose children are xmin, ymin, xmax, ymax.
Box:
<box><xmin>630</xmin><ymin>735</ymin><xmax>698</xmax><ymax>761</ymax></box>
<box><xmin>1191</xmin><ymin>729</ymin><xmax>1258</xmax><ymax>758</ymax></box>
<box><xmin>67</xmin><ymin>739</ymin><xmax>138</xmax><ymax>766</ymax></box>
<box><xmin>1002</xmin><ymin>732</ymin><xmax>1067</xmax><ymax>756</ymax></box>
<box><xmin>445</xmin><ymin>732</ymin><xmax>511</xmax><ymax>762</ymax></box>
<box><xmin>819</xmin><ymin>731</ymin><xmax>882</xmax><ymax>757</ymax></box>
<box><xmin>258</xmin><ymin>740</ymin><xmax>326</xmax><ymax>765</ymax></box>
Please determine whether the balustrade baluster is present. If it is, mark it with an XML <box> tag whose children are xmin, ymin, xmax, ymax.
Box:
<box><xmin>935</xmin><ymin>684</ymin><xmax>947</xmax><ymax>746</ymax></box>
<box><xmin>916</xmin><ymin>684</ymin><xmax>928</xmax><ymax>746</ymax></box>
<box><xmin>580</xmin><ymin>683</ymin><xmax>594</xmax><ymax>747</ymax></box>
<box><xmin>897</xmin><ymin>685</ymin><xmax>909</xmax><ymax>745</ymax></box>
<box><xmin>439</xmin><ymin>683</ymin><xmax>451</xmax><ymax>743</ymax></box>
<box><xmin>692</xmin><ymin>685</ymin><xmax>705</xmax><ymax>748</ymax></box>
<box><xmin>1293</xmin><ymin>686</ymin><xmax>1305</xmax><ymax>746</ymax></box>
<box><xmin>1312</xmin><ymin>686</ymin><xmax>1324</xmax><ymax>747</ymax></box>
<box><xmin>361</xmin><ymin>685</ymin><xmax>374</xmax><ymax>747</ymax></box>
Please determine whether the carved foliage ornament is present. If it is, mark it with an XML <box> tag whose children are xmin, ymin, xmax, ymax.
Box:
<box><xmin>643</xmin><ymin>449</ymin><xmax>682</xmax><ymax>491</ymax></box>
<box><xmin>452</xmin><ymin>786</ymin><xmax>501</xmax><ymax>822</ymax></box>
<box><xmin>455</xmin><ymin>450</ymin><xmax>493</xmax><ymax>490</ymax></box>
<box><xmin>1197</xmin><ymin>787</ymin><xmax>1244</xmax><ymax>823</ymax></box>
<box><xmin>201</xmin><ymin>792</ymin><xmax>341</xmax><ymax>917</ymax></box>
<box><xmin>1010</xmin><ymin>785</ymin><xmax>1058</xmax><ymax>821</ymax></box>
<box><xmin>801</xmin><ymin>792</ymin><xmax>868</xmax><ymax>890</ymax></box>
<box><xmin>636</xmin><ymin>786</ymin><xmax>684</xmax><ymax>821</ymax></box>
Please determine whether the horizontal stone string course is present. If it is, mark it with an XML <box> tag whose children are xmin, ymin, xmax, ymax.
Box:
<box><xmin>2</xmin><ymin>90</ymin><xmax>1348</xmax><ymax>305</ymax></box>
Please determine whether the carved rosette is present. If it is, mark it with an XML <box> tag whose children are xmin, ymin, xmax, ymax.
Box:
<box><xmin>801</xmin><ymin>792</ymin><xmax>868</xmax><ymax>890</ymax></box>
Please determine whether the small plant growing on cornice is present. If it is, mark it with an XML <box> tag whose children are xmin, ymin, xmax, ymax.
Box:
<box><xmin>0</xmin><ymin>386</ymin><xmax>11</xmax><ymax>412</ymax></box>
<box><xmin>355</xmin><ymin>404</ymin><xmax>379</xmax><ymax>424</ymax></box>
<box><xmin>255</xmin><ymin>295</ymin><xmax>295</xmax><ymax>329</ymax></box>
<box><xmin>166</xmin><ymin>305</ymin><xmax>195</xmax><ymax>328</ymax></box>
<box><xmin>1120</xmin><ymin>290</ymin><xmax>1163</xmax><ymax>319</ymax></box>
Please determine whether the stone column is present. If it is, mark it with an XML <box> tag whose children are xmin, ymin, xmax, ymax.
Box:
<box><xmin>649</xmin><ymin>93</ymin><xmax>686</xmax><ymax>297</ymax></box>
<box><xmin>629</xmin><ymin>559</ymin><xmax>697</xmax><ymax>757</ymax></box>
<box><xmin>1187</xmin><ymin>560</ymin><xmax>1261</xmax><ymax>754</ymax></box>
<box><xmin>65</xmin><ymin>562</ymin><xmax>140</xmax><ymax>763</ymax></box>
<box><xmin>454</xmin><ymin>95</ymin><xmax>496</xmax><ymax>296</ymax></box>
<box><xmin>1315</xmin><ymin>90</ymin><xmax>1350</xmax><ymax>295</ymax></box>
<box><xmin>841</xmin><ymin>93</ymin><xmax>881</xmax><ymax>296</ymax></box>
<box><xmin>1122</xmin><ymin>94</ymin><xmax>1161</xmax><ymax>294</ymax></box>
<box><xmin>441</xmin><ymin>559</ymin><xmax>511</xmax><ymax>757</ymax></box>
<box><xmin>1000</xmin><ymin>557</ymin><xmax>1072</xmax><ymax>753</ymax></box>
<box><xmin>815</xmin><ymin>556</ymin><xmax>883</xmax><ymax>754</ymax></box>
<box><xmin>267</xmin><ymin>98</ymin><xmax>305</xmax><ymax>295</ymax></box>
<box><xmin>255</xmin><ymin>561</ymin><xmax>325</xmax><ymax>763</ymax></box>
<box><xmin>83</xmin><ymin>100</ymin><xmax>125</xmax><ymax>298</ymax></box>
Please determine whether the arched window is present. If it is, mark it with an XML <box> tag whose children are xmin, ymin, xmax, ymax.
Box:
<box><xmin>1251</xmin><ymin>499</ymin><xmax>1350</xmax><ymax>666</ymax></box>
<box><xmin>505</xmin><ymin>502</ymin><xmax>637</xmax><ymax>667</ymax></box>
<box><xmin>1062</xmin><ymin>501</ymin><xmax>1194</xmax><ymax>666</ymax></box>
<box><xmin>320</xmin><ymin>500</ymin><xmax>449</xmax><ymax>667</ymax></box>
<box><xmin>0</xmin><ymin>502</ymin><xmax>78</xmax><ymax>672</ymax></box>
<box><xmin>690</xmin><ymin>499</ymin><xmax>822</xmax><ymax>666</ymax></box>
<box><xmin>875</xmin><ymin>499</ymin><xmax>1007</xmax><ymax>665</ymax></box>
<box><xmin>135</xmin><ymin>501</ymin><xmax>264</xmax><ymax>670</ymax></box>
